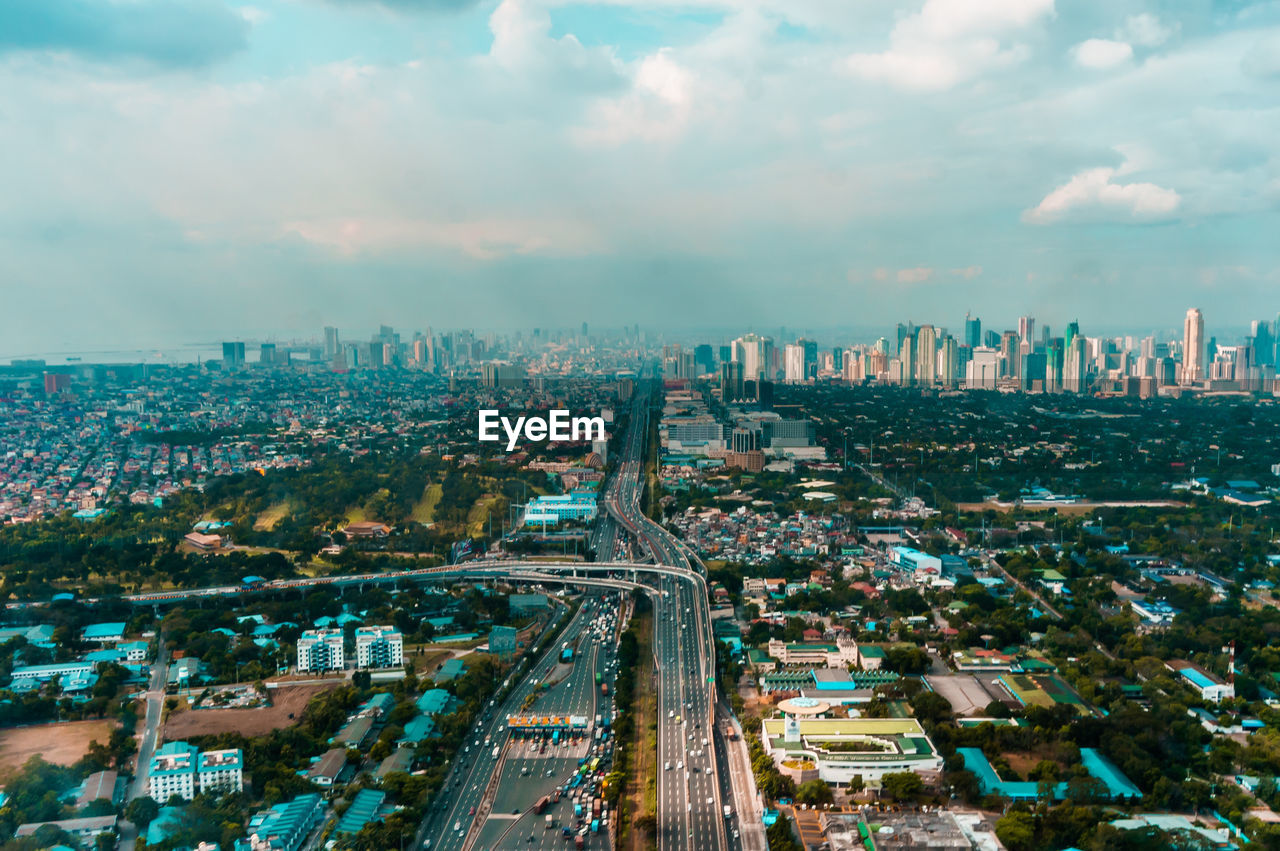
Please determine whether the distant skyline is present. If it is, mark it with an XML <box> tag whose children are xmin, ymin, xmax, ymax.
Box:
<box><xmin>2</xmin><ymin>0</ymin><xmax>1279</xmax><ymax>353</ymax></box>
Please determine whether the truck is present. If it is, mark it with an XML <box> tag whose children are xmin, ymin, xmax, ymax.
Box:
<box><xmin>592</xmin><ymin>799</ymin><xmax>602</xmax><ymax>820</ymax></box>
<box><xmin>491</xmin><ymin>745</ymin><xmax>500</xmax><ymax>760</ymax></box>
<box><xmin>575</xmin><ymin>836</ymin><xmax>584</xmax><ymax>850</ymax></box>
<box><xmin>546</xmin><ymin>814</ymin><xmax>554</xmax><ymax>829</ymax></box>
<box><xmin>724</xmin><ymin>805</ymin><xmax>733</xmax><ymax>819</ymax></box>
<box><xmin>590</xmin><ymin>819</ymin><xmax>599</xmax><ymax>834</ymax></box>
<box><xmin>535</xmin><ymin>796</ymin><xmax>550</xmax><ymax>815</ymax></box>
<box><xmin>552</xmin><ymin>730</ymin><xmax>561</xmax><ymax>746</ymax></box>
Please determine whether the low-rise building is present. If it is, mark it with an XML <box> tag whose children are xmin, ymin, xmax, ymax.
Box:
<box><xmin>760</xmin><ymin>715</ymin><xmax>944</xmax><ymax>788</ymax></box>
<box><xmin>1167</xmin><ymin>660</ymin><xmax>1235</xmax><ymax>703</ymax></box>
<box><xmin>15</xmin><ymin>815</ymin><xmax>117</xmax><ymax>844</ymax></box>
<box><xmin>239</xmin><ymin>793</ymin><xmax>325</xmax><ymax>851</ymax></box>
<box><xmin>766</xmin><ymin>636</ymin><xmax>859</xmax><ymax>668</ymax></box>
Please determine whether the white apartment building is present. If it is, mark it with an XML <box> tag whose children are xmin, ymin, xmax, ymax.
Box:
<box><xmin>355</xmin><ymin>626</ymin><xmax>404</xmax><ymax>669</ymax></box>
<box><xmin>297</xmin><ymin>629</ymin><xmax>345</xmax><ymax>673</ymax></box>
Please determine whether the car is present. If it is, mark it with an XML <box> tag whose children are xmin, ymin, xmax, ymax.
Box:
<box><xmin>513</xmin><ymin>808</ymin><xmax>521</xmax><ymax>815</ymax></box>
<box><xmin>469</xmin><ymin>806</ymin><xmax>476</xmax><ymax>815</ymax></box>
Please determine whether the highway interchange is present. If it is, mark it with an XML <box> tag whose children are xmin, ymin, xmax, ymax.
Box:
<box><xmin>58</xmin><ymin>375</ymin><xmax>756</xmax><ymax>851</ymax></box>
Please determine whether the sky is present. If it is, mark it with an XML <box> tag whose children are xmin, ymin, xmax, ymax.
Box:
<box><xmin>1</xmin><ymin>0</ymin><xmax>1279</xmax><ymax>354</ymax></box>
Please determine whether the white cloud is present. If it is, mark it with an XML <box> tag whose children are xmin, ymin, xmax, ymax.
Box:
<box><xmin>575</xmin><ymin>49</ymin><xmax>694</xmax><ymax>145</ymax></box>
<box><xmin>843</xmin><ymin>0</ymin><xmax>1054</xmax><ymax>91</ymax></box>
<box><xmin>1024</xmin><ymin>167</ymin><xmax>1180</xmax><ymax>224</ymax></box>
<box><xmin>1072</xmin><ymin>38</ymin><xmax>1133</xmax><ymax>69</ymax></box>
<box><xmin>1119</xmin><ymin>13</ymin><xmax>1174</xmax><ymax>48</ymax></box>
<box><xmin>486</xmin><ymin>0</ymin><xmax>622</xmax><ymax>89</ymax></box>
<box><xmin>950</xmin><ymin>265</ymin><xmax>982</xmax><ymax>278</ymax></box>
<box><xmin>897</xmin><ymin>266</ymin><xmax>934</xmax><ymax>283</ymax></box>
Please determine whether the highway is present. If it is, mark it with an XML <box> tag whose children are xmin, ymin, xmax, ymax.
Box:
<box><xmin>599</xmin><ymin>379</ymin><xmax>728</xmax><ymax>851</ymax></box>
<box><xmin>419</xmin><ymin>592</ymin><xmax>621</xmax><ymax>851</ymax></box>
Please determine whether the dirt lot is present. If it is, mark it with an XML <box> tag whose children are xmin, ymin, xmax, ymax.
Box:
<box><xmin>162</xmin><ymin>682</ymin><xmax>341</xmax><ymax>740</ymax></box>
<box><xmin>0</xmin><ymin>719</ymin><xmax>117</xmax><ymax>773</ymax></box>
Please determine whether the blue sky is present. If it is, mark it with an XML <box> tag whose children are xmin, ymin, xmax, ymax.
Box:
<box><xmin>1</xmin><ymin>0</ymin><xmax>1278</xmax><ymax>352</ymax></box>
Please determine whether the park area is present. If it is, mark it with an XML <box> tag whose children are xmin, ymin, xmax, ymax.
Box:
<box><xmin>163</xmin><ymin>682</ymin><xmax>340</xmax><ymax>739</ymax></box>
<box><xmin>0</xmin><ymin>719</ymin><xmax>117</xmax><ymax>773</ymax></box>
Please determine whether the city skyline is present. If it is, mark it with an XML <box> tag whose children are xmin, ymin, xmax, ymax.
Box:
<box><xmin>3</xmin><ymin>1</ymin><xmax>1280</xmax><ymax>352</ymax></box>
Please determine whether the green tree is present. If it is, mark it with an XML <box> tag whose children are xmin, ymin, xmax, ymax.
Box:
<box><xmin>995</xmin><ymin>811</ymin><xmax>1037</xmax><ymax>851</ymax></box>
<box><xmin>795</xmin><ymin>779</ymin><xmax>833</xmax><ymax>807</ymax></box>
<box><xmin>880</xmin><ymin>771</ymin><xmax>923</xmax><ymax>802</ymax></box>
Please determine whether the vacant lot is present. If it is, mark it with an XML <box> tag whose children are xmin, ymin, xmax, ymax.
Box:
<box><xmin>926</xmin><ymin>674</ymin><xmax>996</xmax><ymax>716</ymax></box>
<box><xmin>0</xmin><ymin>719</ymin><xmax>117</xmax><ymax>773</ymax></box>
<box><xmin>162</xmin><ymin>682</ymin><xmax>340</xmax><ymax>740</ymax></box>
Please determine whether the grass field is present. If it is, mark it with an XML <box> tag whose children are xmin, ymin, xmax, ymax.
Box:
<box><xmin>253</xmin><ymin>501</ymin><xmax>291</xmax><ymax>531</ymax></box>
<box><xmin>0</xmin><ymin>719</ymin><xmax>116</xmax><ymax>773</ymax></box>
<box><xmin>465</xmin><ymin>494</ymin><xmax>505</xmax><ymax>538</ymax></box>
<box><xmin>411</xmin><ymin>483</ymin><xmax>443</xmax><ymax>525</ymax></box>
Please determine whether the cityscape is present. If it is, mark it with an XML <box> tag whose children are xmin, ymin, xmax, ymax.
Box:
<box><xmin>4</xmin><ymin>1</ymin><xmax>1280</xmax><ymax>851</ymax></box>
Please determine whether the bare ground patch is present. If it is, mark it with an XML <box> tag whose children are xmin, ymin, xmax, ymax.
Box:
<box><xmin>161</xmin><ymin>682</ymin><xmax>341</xmax><ymax>741</ymax></box>
<box><xmin>0</xmin><ymin>719</ymin><xmax>117</xmax><ymax>774</ymax></box>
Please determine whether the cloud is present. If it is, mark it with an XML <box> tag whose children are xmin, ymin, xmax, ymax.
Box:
<box><xmin>842</xmin><ymin>0</ymin><xmax>1054</xmax><ymax>91</ymax></box>
<box><xmin>318</xmin><ymin>0</ymin><xmax>481</xmax><ymax>10</ymax></box>
<box><xmin>1024</xmin><ymin>167</ymin><xmax>1180</xmax><ymax>224</ymax></box>
<box><xmin>486</xmin><ymin>0</ymin><xmax>624</xmax><ymax>91</ymax></box>
<box><xmin>1072</xmin><ymin>38</ymin><xmax>1133</xmax><ymax>69</ymax></box>
<box><xmin>0</xmin><ymin>0</ymin><xmax>249</xmax><ymax>68</ymax></box>
<box><xmin>1118</xmin><ymin>13</ymin><xmax>1174</xmax><ymax>48</ymax></box>
<box><xmin>897</xmin><ymin>267</ymin><xmax>934</xmax><ymax>283</ymax></box>
<box><xmin>575</xmin><ymin>49</ymin><xmax>694</xmax><ymax>145</ymax></box>
<box><xmin>281</xmin><ymin>216</ymin><xmax>601</xmax><ymax>259</ymax></box>
<box><xmin>1242</xmin><ymin>35</ymin><xmax>1280</xmax><ymax>79</ymax></box>
<box><xmin>950</xmin><ymin>265</ymin><xmax>982</xmax><ymax>279</ymax></box>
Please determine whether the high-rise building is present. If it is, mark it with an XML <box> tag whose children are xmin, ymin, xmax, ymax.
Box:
<box><xmin>784</xmin><ymin>345</ymin><xmax>805</xmax><ymax>383</ymax></box>
<box><xmin>259</xmin><ymin>343</ymin><xmax>276</xmax><ymax>366</ymax></box>
<box><xmin>798</xmin><ymin>338</ymin><xmax>818</xmax><ymax>380</ymax></box>
<box><xmin>1181</xmin><ymin>307</ymin><xmax>1205</xmax><ymax>384</ymax></box>
<box><xmin>324</xmin><ymin>326</ymin><xmax>340</xmax><ymax>358</ymax></box>
<box><xmin>221</xmin><ymin>342</ymin><xmax>246</xmax><ymax>366</ymax></box>
<box><xmin>1065</xmin><ymin>336</ymin><xmax>1087</xmax><ymax>393</ymax></box>
<box><xmin>915</xmin><ymin>326</ymin><xmax>937</xmax><ymax>384</ymax></box>
<box><xmin>720</xmin><ymin>361</ymin><xmax>744</xmax><ymax>402</ymax></box>
<box><xmin>964</xmin><ymin>313</ymin><xmax>981</xmax><ymax>348</ymax></box>
<box><xmin>355</xmin><ymin>626</ymin><xmax>403</xmax><ymax>669</ymax></box>
<box><xmin>937</xmin><ymin>335</ymin><xmax>959</xmax><ymax>385</ymax></box>
<box><xmin>898</xmin><ymin>334</ymin><xmax>915</xmax><ymax>385</ymax></box>
<box><xmin>965</xmin><ymin>347</ymin><xmax>1000</xmax><ymax>389</ymax></box>
<box><xmin>297</xmin><ymin>629</ymin><xmax>344</xmax><ymax>673</ymax></box>
<box><xmin>1018</xmin><ymin>316</ymin><xmax>1035</xmax><ymax>346</ymax></box>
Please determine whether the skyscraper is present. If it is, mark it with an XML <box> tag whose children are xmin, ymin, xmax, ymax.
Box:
<box><xmin>323</xmin><ymin>326</ymin><xmax>340</xmax><ymax>358</ymax></box>
<box><xmin>1018</xmin><ymin>316</ymin><xmax>1035</xmax><ymax>347</ymax></box>
<box><xmin>1181</xmin><ymin>307</ymin><xmax>1205</xmax><ymax>384</ymax></box>
<box><xmin>915</xmin><ymin>325</ymin><xmax>937</xmax><ymax>384</ymax></box>
<box><xmin>964</xmin><ymin>313</ymin><xmax>981</xmax><ymax>348</ymax></box>
<box><xmin>221</xmin><ymin>342</ymin><xmax>246</xmax><ymax>366</ymax></box>
<box><xmin>783</xmin><ymin>345</ymin><xmax>805</xmax><ymax>383</ymax></box>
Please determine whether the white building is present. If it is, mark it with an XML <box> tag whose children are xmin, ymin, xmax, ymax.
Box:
<box><xmin>355</xmin><ymin>626</ymin><xmax>404</xmax><ymax>669</ymax></box>
<box><xmin>150</xmin><ymin>742</ymin><xmax>244</xmax><ymax>802</ymax></box>
<box><xmin>1167</xmin><ymin>660</ymin><xmax>1235</xmax><ymax>703</ymax></box>
<box><xmin>150</xmin><ymin>742</ymin><xmax>198</xmax><ymax>802</ymax></box>
<box><xmin>297</xmin><ymin>629</ymin><xmax>345</xmax><ymax>673</ymax></box>
<box><xmin>198</xmin><ymin>749</ymin><xmax>245</xmax><ymax>795</ymax></box>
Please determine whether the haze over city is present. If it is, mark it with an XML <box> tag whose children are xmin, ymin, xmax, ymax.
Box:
<box><xmin>3</xmin><ymin>0</ymin><xmax>1280</xmax><ymax>353</ymax></box>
